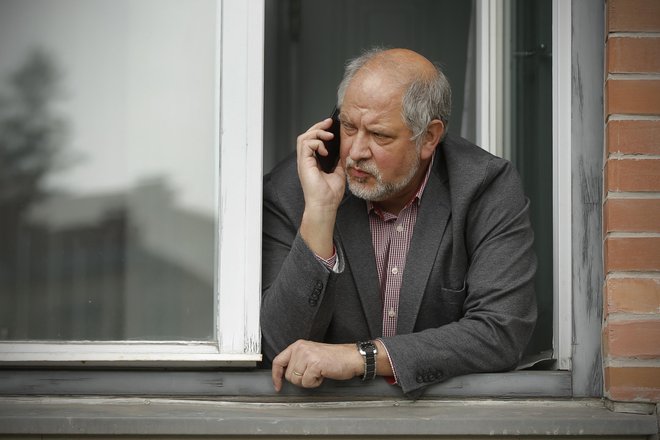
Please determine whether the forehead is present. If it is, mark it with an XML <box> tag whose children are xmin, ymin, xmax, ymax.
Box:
<box><xmin>342</xmin><ymin>69</ymin><xmax>405</xmax><ymax>119</ymax></box>
<box><xmin>341</xmin><ymin>71</ymin><xmax>404</xmax><ymax>128</ymax></box>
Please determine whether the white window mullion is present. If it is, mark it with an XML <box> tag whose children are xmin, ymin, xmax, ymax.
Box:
<box><xmin>476</xmin><ymin>0</ymin><xmax>504</xmax><ymax>156</ymax></box>
<box><xmin>476</xmin><ymin>0</ymin><xmax>492</xmax><ymax>153</ymax></box>
<box><xmin>217</xmin><ymin>0</ymin><xmax>263</xmax><ymax>356</ymax></box>
<box><xmin>552</xmin><ymin>0</ymin><xmax>572</xmax><ymax>371</ymax></box>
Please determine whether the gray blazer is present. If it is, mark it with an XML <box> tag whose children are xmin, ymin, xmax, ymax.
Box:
<box><xmin>261</xmin><ymin>133</ymin><xmax>537</xmax><ymax>397</ymax></box>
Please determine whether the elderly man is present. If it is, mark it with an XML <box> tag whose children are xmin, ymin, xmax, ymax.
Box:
<box><xmin>261</xmin><ymin>48</ymin><xmax>537</xmax><ymax>397</ymax></box>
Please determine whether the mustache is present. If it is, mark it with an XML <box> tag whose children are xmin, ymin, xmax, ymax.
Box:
<box><xmin>345</xmin><ymin>158</ymin><xmax>380</xmax><ymax>177</ymax></box>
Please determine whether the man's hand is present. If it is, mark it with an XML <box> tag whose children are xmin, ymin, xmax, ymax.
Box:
<box><xmin>297</xmin><ymin>118</ymin><xmax>346</xmax><ymax>210</ymax></box>
<box><xmin>297</xmin><ymin>118</ymin><xmax>346</xmax><ymax>259</ymax></box>
<box><xmin>271</xmin><ymin>340</ymin><xmax>363</xmax><ymax>392</ymax></box>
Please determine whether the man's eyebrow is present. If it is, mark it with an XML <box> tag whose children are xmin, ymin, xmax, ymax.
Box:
<box><xmin>365</xmin><ymin>122</ymin><xmax>394</xmax><ymax>135</ymax></box>
<box><xmin>337</xmin><ymin>112</ymin><xmax>394</xmax><ymax>134</ymax></box>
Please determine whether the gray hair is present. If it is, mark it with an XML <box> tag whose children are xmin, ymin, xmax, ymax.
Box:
<box><xmin>336</xmin><ymin>48</ymin><xmax>452</xmax><ymax>146</ymax></box>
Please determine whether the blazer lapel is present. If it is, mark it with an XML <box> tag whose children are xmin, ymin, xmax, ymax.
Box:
<box><xmin>336</xmin><ymin>194</ymin><xmax>383</xmax><ymax>338</ymax></box>
<box><xmin>396</xmin><ymin>165</ymin><xmax>451</xmax><ymax>335</ymax></box>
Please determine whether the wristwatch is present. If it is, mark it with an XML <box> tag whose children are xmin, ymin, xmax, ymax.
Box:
<box><xmin>356</xmin><ymin>340</ymin><xmax>378</xmax><ymax>381</ymax></box>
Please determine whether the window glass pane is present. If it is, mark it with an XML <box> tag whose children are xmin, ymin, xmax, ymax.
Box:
<box><xmin>501</xmin><ymin>0</ymin><xmax>553</xmax><ymax>356</ymax></box>
<box><xmin>0</xmin><ymin>0</ymin><xmax>218</xmax><ymax>341</ymax></box>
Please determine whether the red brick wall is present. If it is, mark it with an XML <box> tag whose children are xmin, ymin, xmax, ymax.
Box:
<box><xmin>603</xmin><ymin>0</ymin><xmax>660</xmax><ymax>402</ymax></box>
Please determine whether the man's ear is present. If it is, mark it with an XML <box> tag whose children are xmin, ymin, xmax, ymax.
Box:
<box><xmin>420</xmin><ymin>119</ymin><xmax>445</xmax><ymax>161</ymax></box>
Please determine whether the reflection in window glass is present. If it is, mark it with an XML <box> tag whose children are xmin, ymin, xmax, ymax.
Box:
<box><xmin>0</xmin><ymin>0</ymin><xmax>218</xmax><ymax>341</ymax></box>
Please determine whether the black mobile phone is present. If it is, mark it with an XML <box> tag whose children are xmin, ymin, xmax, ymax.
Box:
<box><xmin>316</xmin><ymin>107</ymin><xmax>341</xmax><ymax>173</ymax></box>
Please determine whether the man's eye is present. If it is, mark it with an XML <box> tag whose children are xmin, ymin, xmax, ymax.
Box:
<box><xmin>342</xmin><ymin>123</ymin><xmax>357</xmax><ymax>134</ymax></box>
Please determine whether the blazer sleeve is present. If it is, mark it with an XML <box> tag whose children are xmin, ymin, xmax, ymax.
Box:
<box><xmin>260</xmin><ymin>171</ymin><xmax>341</xmax><ymax>363</ymax></box>
<box><xmin>381</xmin><ymin>158</ymin><xmax>538</xmax><ymax>397</ymax></box>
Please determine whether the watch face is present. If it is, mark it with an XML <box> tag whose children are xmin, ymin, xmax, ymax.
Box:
<box><xmin>358</xmin><ymin>341</ymin><xmax>376</xmax><ymax>355</ymax></box>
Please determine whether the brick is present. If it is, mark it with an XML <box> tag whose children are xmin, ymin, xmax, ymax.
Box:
<box><xmin>607</xmin><ymin>37</ymin><xmax>660</xmax><ymax>74</ymax></box>
<box><xmin>605</xmin><ymin>277</ymin><xmax>660</xmax><ymax>314</ymax></box>
<box><xmin>608</xmin><ymin>0</ymin><xmax>660</xmax><ymax>32</ymax></box>
<box><xmin>604</xmin><ymin>237</ymin><xmax>660</xmax><ymax>273</ymax></box>
<box><xmin>605</xmin><ymin>158</ymin><xmax>660</xmax><ymax>192</ymax></box>
<box><xmin>607</xmin><ymin>120</ymin><xmax>660</xmax><ymax>155</ymax></box>
<box><xmin>604</xmin><ymin>198</ymin><xmax>660</xmax><ymax>233</ymax></box>
<box><xmin>603</xmin><ymin>320</ymin><xmax>660</xmax><ymax>358</ymax></box>
<box><xmin>606</xmin><ymin>80</ymin><xmax>660</xmax><ymax>116</ymax></box>
<box><xmin>605</xmin><ymin>366</ymin><xmax>660</xmax><ymax>401</ymax></box>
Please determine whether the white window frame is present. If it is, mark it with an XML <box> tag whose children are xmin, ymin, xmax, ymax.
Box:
<box><xmin>0</xmin><ymin>0</ymin><xmax>264</xmax><ymax>366</ymax></box>
<box><xmin>551</xmin><ymin>0</ymin><xmax>572</xmax><ymax>371</ymax></box>
<box><xmin>475</xmin><ymin>0</ymin><xmax>572</xmax><ymax>370</ymax></box>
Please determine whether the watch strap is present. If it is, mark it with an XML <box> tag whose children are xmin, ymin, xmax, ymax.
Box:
<box><xmin>356</xmin><ymin>340</ymin><xmax>378</xmax><ymax>381</ymax></box>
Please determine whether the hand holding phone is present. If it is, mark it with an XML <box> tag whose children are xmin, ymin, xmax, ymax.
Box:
<box><xmin>315</xmin><ymin>107</ymin><xmax>341</xmax><ymax>173</ymax></box>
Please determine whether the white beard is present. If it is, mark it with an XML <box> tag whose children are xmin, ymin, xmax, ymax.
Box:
<box><xmin>345</xmin><ymin>152</ymin><xmax>421</xmax><ymax>202</ymax></box>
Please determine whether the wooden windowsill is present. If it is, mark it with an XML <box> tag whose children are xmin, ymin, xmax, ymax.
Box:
<box><xmin>0</xmin><ymin>395</ymin><xmax>656</xmax><ymax>438</ymax></box>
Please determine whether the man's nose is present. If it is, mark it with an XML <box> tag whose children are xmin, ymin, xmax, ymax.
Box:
<box><xmin>348</xmin><ymin>132</ymin><xmax>371</xmax><ymax>161</ymax></box>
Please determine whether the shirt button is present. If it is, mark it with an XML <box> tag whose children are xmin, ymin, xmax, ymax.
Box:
<box><xmin>396</xmin><ymin>225</ymin><xmax>404</xmax><ymax>232</ymax></box>
<box><xmin>388</xmin><ymin>308</ymin><xmax>396</xmax><ymax>318</ymax></box>
<box><xmin>391</xmin><ymin>267</ymin><xmax>399</xmax><ymax>275</ymax></box>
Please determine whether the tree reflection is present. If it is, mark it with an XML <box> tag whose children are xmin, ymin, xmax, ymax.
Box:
<box><xmin>0</xmin><ymin>50</ymin><xmax>67</xmax><ymax>303</ymax></box>
<box><xmin>0</xmin><ymin>49</ymin><xmax>214</xmax><ymax>341</ymax></box>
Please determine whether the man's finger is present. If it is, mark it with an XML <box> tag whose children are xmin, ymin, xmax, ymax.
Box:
<box><xmin>305</xmin><ymin>117</ymin><xmax>333</xmax><ymax>133</ymax></box>
<box><xmin>301</xmin><ymin>371</ymin><xmax>324</xmax><ymax>389</ymax></box>
<box><xmin>271</xmin><ymin>363</ymin><xmax>284</xmax><ymax>392</ymax></box>
<box><xmin>271</xmin><ymin>348</ymin><xmax>292</xmax><ymax>392</ymax></box>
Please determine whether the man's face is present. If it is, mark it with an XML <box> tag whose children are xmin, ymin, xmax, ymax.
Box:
<box><xmin>339</xmin><ymin>72</ymin><xmax>422</xmax><ymax>204</ymax></box>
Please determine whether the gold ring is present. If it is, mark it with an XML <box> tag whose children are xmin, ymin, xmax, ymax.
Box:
<box><xmin>292</xmin><ymin>370</ymin><xmax>303</xmax><ymax>376</ymax></box>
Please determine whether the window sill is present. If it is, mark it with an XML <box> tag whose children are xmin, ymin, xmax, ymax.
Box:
<box><xmin>1</xmin><ymin>370</ymin><xmax>657</xmax><ymax>437</ymax></box>
<box><xmin>0</xmin><ymin>396</ymin><xmax>656</xmax><ymax>438</ymax></box>
<box><xmin>1</xmin><ymin>369</ymin><xmax>569</xmax><ymax>398</ymax></box>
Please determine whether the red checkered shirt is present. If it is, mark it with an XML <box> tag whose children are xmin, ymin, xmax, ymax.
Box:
<box><xmin>368</xmin><ymin>161</ymin><xmax>432</xmax><ymax>337</ymax></box>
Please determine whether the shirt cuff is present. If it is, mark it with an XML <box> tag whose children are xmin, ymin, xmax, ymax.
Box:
<box><xmin>314</xmin><ymin>247</ymin><xmax>339</xmax><ymax>272</ymax></box>
<box><xmin>376</xmin><ymin>338</ymin><xmax>399</xmax><ymax>385</ymax></box>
